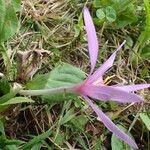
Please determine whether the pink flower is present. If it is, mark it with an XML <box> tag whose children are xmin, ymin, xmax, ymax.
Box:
<box><xmin>71</xmin><ymin>7</ymin><xmax>150</xmax><ymax>149</ymax></box>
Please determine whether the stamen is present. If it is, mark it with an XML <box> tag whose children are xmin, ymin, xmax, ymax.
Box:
<box><xmin>104</xmin><ymin>75</ymin><xmax>115</xmax><ymax>85</ymax></box>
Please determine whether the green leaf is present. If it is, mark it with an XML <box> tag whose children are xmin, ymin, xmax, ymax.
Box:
<box><xmin>54</xmin><ymin>132</ymin><xmax>65</xmax><ymax>145</ymax></box>
<box><xmin>45</xmin><ymin>63</ymin><xmax>85</xmax><ymax>87</ymax></box>
<box><xmin>70</xmin><ymin>115</ymin><xmax>88</xmax><ymax>131</ymax></box>
<box><xmin>77</xmin><ymin>136</ymin><xmax>89</xmax><ymax>150</ymax></box>
<box><xmin>131</xmin><ymin>0</ymin><xmax>150</xmax><ymax>62</ymax></box>
<box><xmin>74</xmin><ymin>25</ymin><xmax>81</xmax><ymax>38</ymax></box>
<box><xmin>111</xmin><ymin>125</ymin><xmax>134</xmax><ymax>150</ymax></box>
<box><xmin>4</xmin><ymin>145</ymin><xmax>18</xmax><ymax>150</ymax></box>
<box><xmin>31</xmin><ymin>143</ymin><xmax>42</xmax><ymax>150</ymax></box>
<box><xmin>22</xmin><ymin>128</ymin><xmax>53</xmax><ymax>150</ymax></box>
<box><xmin>0</xmin><ymin>120</ymin><xmax>5</xmax><ymax>139</ymax></box>
<box><xmin>115</xmin><ymin>4</ymin><xmax>137</xmax><ymax>28</ymax></box>
<box><xmin>0</xmin><ymin>0</ymin><xmax>6</xmax><ymax>34</ymax></box>
<box><xmin>143</xmin><ymin>0</ymin><xmax>150</xmax><ymax>40</ymax></box>
<box><xmin>93</xmin><ymin>0</ymin><xmax>101</xmax><ymax>8</ymax></box>
<box><xmin>105</xmin><ymin>6</ymin><xmax>116</xmax><ymax>22</ymax></box>
<box><xmin>96</xmin><ymin>9</ymin><xmax>105</xmax><ymax>20</ymax></box>
<box><xmin>2</xmin><ymin>139</ymin><xmax>24</xmax><ymax>145</ymax></box>
<box><xmin>0</xmin><ymin>120</ymin><xmax>23</xmax><ymax>149</ymax></box>
<box><xmin>0</xmin><ymin>77</ymin><xmax>11</xmax><ymax>95</ymax></box>
<box><xmin>74</xmin><ymin>13</ymin><xmax>83</xmax><ymax>38</ymax></box>
<box><xmin>0</xmin><ymin>1</ymin><xmax>19</xmax><ymax>42</ymax></box>
<box><xmin>140</xmin><ymin>44</ymin><xmax>150</xmax><ymax>59</ymax></box>
<box><xmin>26</xmin><ymin>73</ymin><xmax>49</xmax><ymax>90</ymax></box>
<box><xmin>0</xmin><ymin>97</ymin><xmax>34</xmax><ymax>106</ymax></box>
<box><xmin>140</xmin><ymin>67</ymin><xmax>149</xmax><ymax>78</ymax></box>
<box><xmin>0</xmin><ymin>91</ymin><xmax>17</xmax><ymax>112</ymax></box>
<box><xmin>140</xmin><ymin>113</ymin><xmax>150</xmax><ymax>131</ymax></box>
<box><xmin>110</xmin><ymin>0</ymin><xmax>135</xmax><ymax>12</ymax></box>
<box><xmin>59</xmin><ymin>108</ymin><xmax>75</xmax><ymax>125</ymax></box>
<box><xmin>27</xmin><ymin>63</ymin><xmax>86</xmax><ymax>103</ymax></box>
<box><xmin>11</xmin><ymin>0</ymin><xmax>21</xmax><ymax>12</ymax></box>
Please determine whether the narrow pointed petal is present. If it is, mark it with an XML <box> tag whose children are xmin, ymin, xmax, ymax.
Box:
<box><xmin>82</xmin><ymin>85</ymin><xmax>143</xmax><ymax>103</ymax></box>
<box><xmin>83</xmin><ymin>7</ymin><xmax>99</xmax><ymax>73</ymax></box>
<box><xmin>83</xmin><ymin>96</ymin><xmax>138</xmax><ymax>149</ymax></box>
<box><xmin>87</xmin><ymin>41</ymin><xmax>126</xmax><ymax>84</ymax></box>
<box><xmin>112</xmin><ymin>84</ymin><xmax>150</xmax><ymax>92</ymax></box>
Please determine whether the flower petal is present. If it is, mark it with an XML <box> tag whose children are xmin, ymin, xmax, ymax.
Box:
<box><xmin>82</xmin><ymin>85</ymin><xmax>143</xmax><ymax>103</ymax></box>
<box><xmin>83</xmin><ymin>7</ymin><xmax>99</xmax><ymax>73</ymax></box>
<box><xmin>112</xmin><ymin>84</ymin><xmax>150</xmax><ymax>92</ymax></box>
<box><xmin>87</xmin><ymin>41</ymin><xmax>126</xmax><ymax>84</ymax></box>
<box><xmin>83</xmin><ymin>96</ymin><xmax>138</xmax><ymax>149</ymax></box>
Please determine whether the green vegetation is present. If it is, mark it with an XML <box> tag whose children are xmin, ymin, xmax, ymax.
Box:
<box><xmin>0</xmin><ymin>0</ymin><xmax>149</xmax><ymax>149</ymax></box>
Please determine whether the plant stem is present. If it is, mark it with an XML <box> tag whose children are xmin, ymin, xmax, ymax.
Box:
<box><xmin>19</xmin><ymin>85</ymin><xmax>78</xmax><ymax>96</ymax></box>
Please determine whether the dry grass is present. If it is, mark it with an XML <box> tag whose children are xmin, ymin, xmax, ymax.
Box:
<box><xmin>1</xmin><ymin>0</ymin><xmax>149</xmax><ymax>149</ymax></box>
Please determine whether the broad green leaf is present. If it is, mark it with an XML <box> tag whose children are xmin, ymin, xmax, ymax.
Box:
<box><xmin>27</xmin><ymin>63</ymin><xmax>86</xmax><ymax>103</ymax></box>
<box><xmin>140</xmin><ymin>113</ymin><xmax>150</xmax><ymax>131</ymax></box>
<box><xmin>11</xmin><ymin>0</ymin><xmax>21</xmax><ymax>12</ymax></box>
<box><xmin>0</xmin><ymin>97</ymin><xmax>34</xmax><ymax>106</ymax></box>
<box><xmin>27</xmin><ymin>63</ymin><xmax>85</xmax><ymax>89</ymax></box>
<box><xmin>105</xmin><ymin>6</ymin><xmax>116</xmax><ymax>22</ymax></box>
<box><xmin>45</xmin><ymin>63</ymin><xmax>85</xmax><ymax>88</ymax></box>
<box><xmin>0</xmin><ymin>1</ymin><xmax>18</xmax><ymax>42</ymax></box>
<box><xmin>0</xmin><ymin>0</ymin><xmax>6</xmax><ymax>33</ymax></box>
<box><xmin>96</xmin><ymin>9</ymin><xmax>105</xmax><ymax>20</ymax></box>
<box><xmin>26</xmin><ymin>73</ymin><xmax>49</xmax><ymax>90</ymax></box>
<box><xmin>111</xmin><ymin>125</ymin><xmax>134</xmax><ymax>150</ymax></box>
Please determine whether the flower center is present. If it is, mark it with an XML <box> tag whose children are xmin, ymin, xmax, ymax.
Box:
<box><xmin>93</xmin><ymin>75</ymin><xmax>115</xmax><ymax>86</ymax></box>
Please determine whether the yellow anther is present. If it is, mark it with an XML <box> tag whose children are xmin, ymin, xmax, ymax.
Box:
<box><xmin>104</xmin><ymin>75</ymin><xmax>115</xmax><ymax>85</ymax></box>
<box><xmin>93</xmin><ymin>75</ymin><xmax>116</xmax><ymax>86</ymax></box>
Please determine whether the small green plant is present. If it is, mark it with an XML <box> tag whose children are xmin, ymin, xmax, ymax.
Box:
<box><xmin>93</xmin><ymin>0</ymin><xmax>137</xmax><ymax>28</ymax></box>
<box><xmin>0</xmin><ymin>0</ymin><xmax>149</xmax><ymax>149</ymax></box>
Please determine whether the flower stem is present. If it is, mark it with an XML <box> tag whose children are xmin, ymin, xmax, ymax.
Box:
<box><xmin>19</xmin><ymin>85</ymin><xmax>77</xmax><ymax>96</ymax></box>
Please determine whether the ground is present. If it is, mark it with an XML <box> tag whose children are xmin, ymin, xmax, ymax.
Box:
<box><xmin>0</xmin><ymin>0</ymin><xmax>150</xmax><ymax>150</ymax></box>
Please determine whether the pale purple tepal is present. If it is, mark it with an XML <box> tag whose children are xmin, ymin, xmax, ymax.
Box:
<box><xmin>70</xmin><ymin>7</ymin><xmax>150</xmax><ymax>149</ymax></box>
